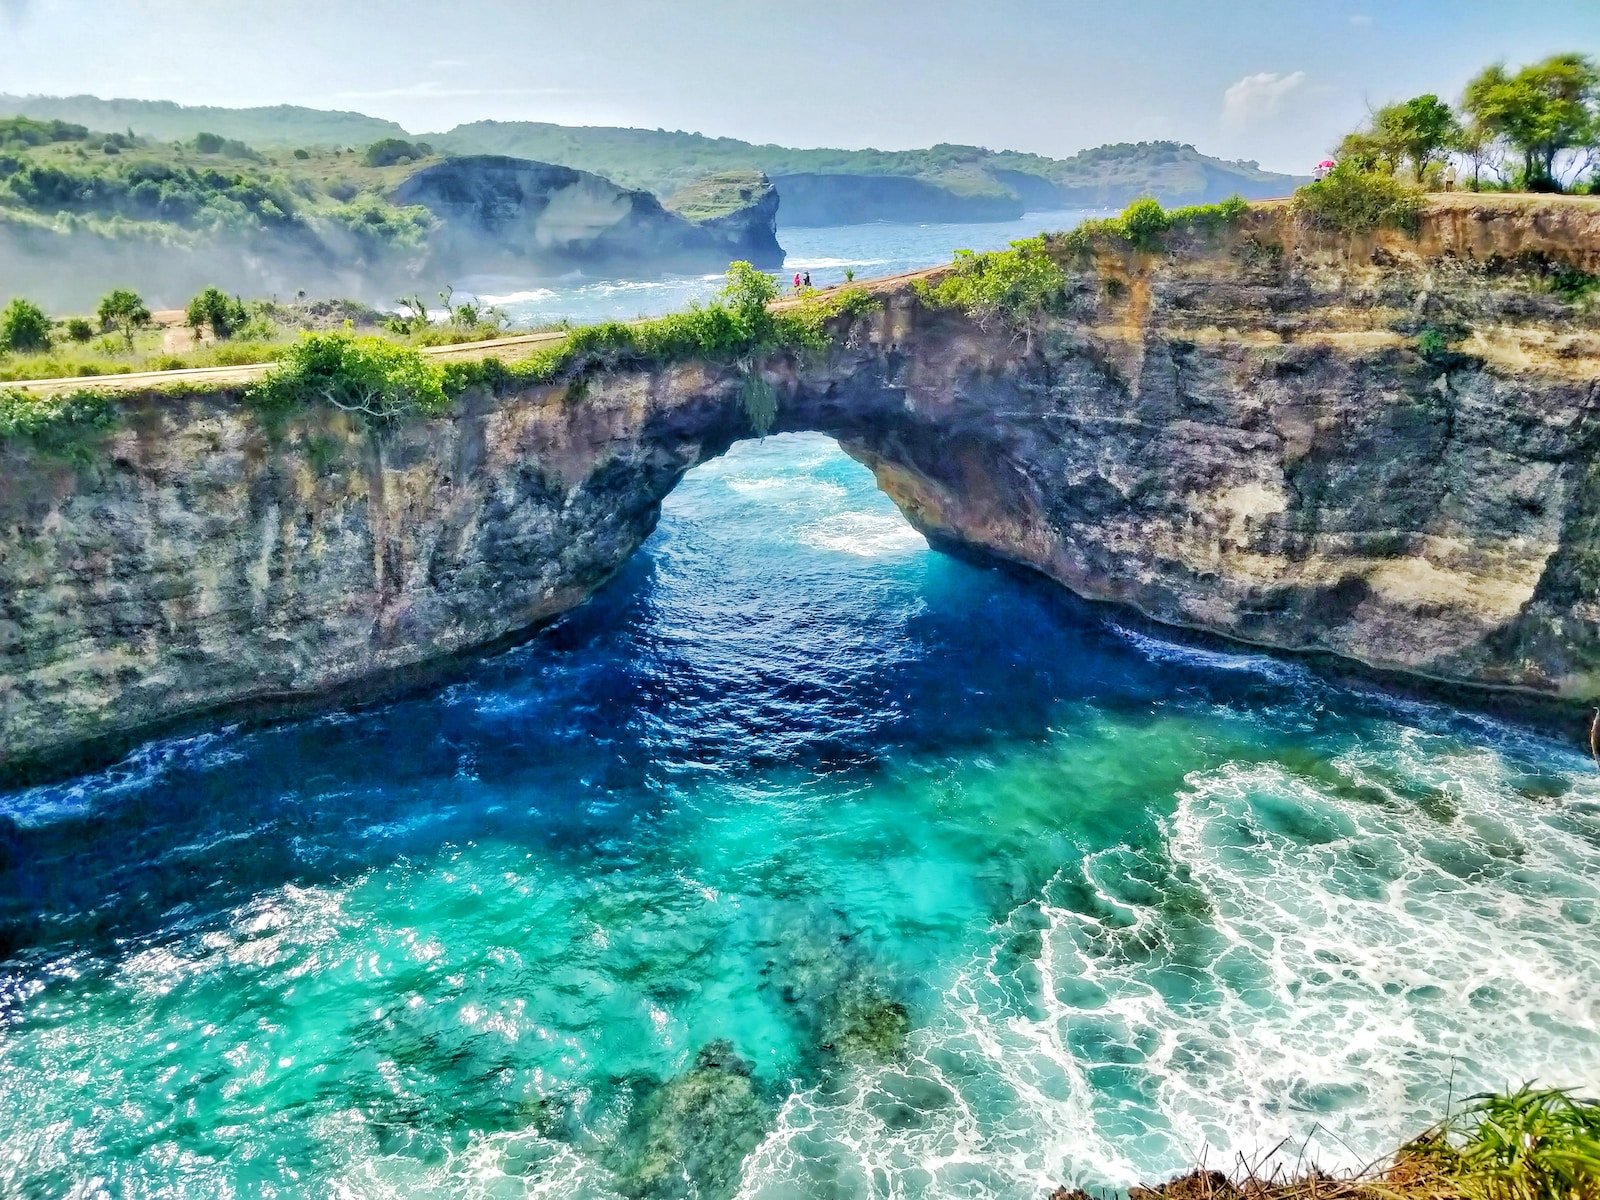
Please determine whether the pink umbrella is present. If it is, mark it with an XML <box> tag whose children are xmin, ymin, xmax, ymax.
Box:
<box><xmin>1318</xmin><ymin>160</ymin><xmax>1336</xmax><ymax>169</ymax></box>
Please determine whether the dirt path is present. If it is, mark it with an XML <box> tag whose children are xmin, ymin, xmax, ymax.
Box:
<box><xmin>8</xmin><ymin>267</ymin><xmax>944</xmax><ymax>400</ymax></box>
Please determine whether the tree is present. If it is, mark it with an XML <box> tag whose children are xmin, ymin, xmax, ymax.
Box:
<box><xmin>0</xmin><ymin>297</ymin><xmax>51</xmax><ymax>353</ymax></box>
<box><xmin>1463</xmin><ymin>54</ymin><xmax>1600</xmax><ymax>189</ymax></box>
<box><xmin>97</xmin><ymin>288</ymin><xmax>150</xmax><ymax>350</ymax></box>
<box><xmin>1450</xmin><ymin>119</ymin><xmax>1502</xmax><ymax>190</ymax></box>
<box><xmin>1375</xmin><ymin>94</ymin><xmax>1460</xmax><ymax>180</ymax></box>
<box><xmin>186</xmin><ymin>286</ymin><xmax>248</xmax><ymax>340</ymax></box>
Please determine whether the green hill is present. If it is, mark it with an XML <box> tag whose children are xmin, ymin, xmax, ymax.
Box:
<box><xmin>0</xmin><ymin>94</ymin><xmax>406</xmax><ymax>148</ymax></box>
<box><xmin>433</xmin><ymin>124</ymin><xmax>1304</xmax><ymax>222</ymax></box>
<box><xmin>0</xmin><ymin>96</ymin><xmax>1304</xmax><ymax>225</ymax></box>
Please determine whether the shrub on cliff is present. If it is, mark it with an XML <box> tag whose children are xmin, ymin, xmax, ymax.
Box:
<box><xmin>0</xmin><ymin>386</ymin><xmax>120</xmax><ymax>459</ymax></box>
<box><xmin>0</xmin><ymin>298</ymin><xmax>52</xmax><ymax>354</ymax></box>
<box><xmin>914</xmin><ymin>235</ymin><xmax>1067</xmax><ymax>327</ymax></box>
<box><xmin>1059</xmin><ymin>195</ymin><xmax>1252</xmax><ymax>257</ymax></box>
<box><xmin>248</xmin><ymin>333</ymin><xmax>449</xmax><ymax>429</ymax></box>
<box><xmin>1293</xmin><ymin>163</ymin><xmax>1423</xmax><ymax>234</ymax></box>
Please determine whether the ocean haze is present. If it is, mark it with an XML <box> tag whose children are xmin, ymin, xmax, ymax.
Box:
<box><xmin>0</xmin><ymin>0</ymin><xmax>1595</xmax><ymax>174</ymax></box>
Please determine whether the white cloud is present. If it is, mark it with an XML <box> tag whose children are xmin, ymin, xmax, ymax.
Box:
<box><xmin>1350</xmin><ymin>14</ymin><xmax>1373</xmax><ymax>25</ymax></box>
<box><xmin>1221</xmin><ymin>71</ymin><xmax>1309</xmax><ymax>127</ymax></box>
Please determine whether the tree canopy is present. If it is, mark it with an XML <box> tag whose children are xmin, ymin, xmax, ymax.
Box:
<box><xmin>1329</xmin><ymin>53</ymin><xmax>1599</xmax><ymax>193</ymax></box>
<box><xmin>1463</xmin><ymin>54</ymin><xmax>1599</xmax><ymax>188</ymax></box>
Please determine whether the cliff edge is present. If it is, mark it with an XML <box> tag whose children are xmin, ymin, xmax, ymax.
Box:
<box><xmin>3</xmin><ymin>195</ymin><xmax>1599</xmax><ymax>778</ymax></box>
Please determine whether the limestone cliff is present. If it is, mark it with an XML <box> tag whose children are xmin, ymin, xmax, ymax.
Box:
<box><xmin>392</xmin><ymin>155</ymin><xmax>783</xmax><ymax>276</ymax></box>
<box><xmin>3</xmin><ymin>195</ymin><xmax>1599</xmax><ymax>779</ymax></box>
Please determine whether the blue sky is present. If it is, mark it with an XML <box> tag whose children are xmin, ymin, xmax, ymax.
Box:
<box><xmin>1</xmin><ymin>0</ymin><xmax>1596</xmax><ymax>172</ymax></box>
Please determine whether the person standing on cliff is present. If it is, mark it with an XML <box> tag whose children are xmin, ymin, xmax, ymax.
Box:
<box><xmin>803</xmin><ymin>272</ymin><xmax>812</xmax><ymax>288</ymax></box>
<box><xmin>794</xmin><ymin>273</ymin><xmax>802</xmax><ymax>291</ymax></box>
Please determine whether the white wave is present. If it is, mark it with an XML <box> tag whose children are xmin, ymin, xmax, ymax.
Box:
<box><xmin>0</xmin><ymin>727</ymin><xmax>245</xmax><ymax>828</ymax></box>
<box><xmin>799</xmin><ymin>512</ymin><xmax>928</xmax><ymax>558</ymax></box>
<box><xmin>1111</xmin><ymin>624</ymin><xmax>1305</xmax><ymax>685</ymax></box>
<box><xmin>725</xmin><ymin>476</ymin><xmax>847</xmax><ymax>498</ymax></box>
<box><xmin>783</xmin><ymin>257</ymin><xmax>888</xmax><ymax>270</ymax></box>
<box><xmin>473</xmin><ymin>287</ymin><xmax>559</xmax><ymax>306</ymax></box>
<box><xmin>735</xmin><ymin>735</ymin><xmax>1600</xmax><ymax>1197</ymax></box>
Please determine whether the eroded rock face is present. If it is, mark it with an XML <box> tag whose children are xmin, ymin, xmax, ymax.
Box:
<box><xmin>394</xmin><ymin>155</ymin><xmax>784</xmax><ymax>274</ymax></box>
<box><xmin>3</xmin><ymin>196</ymin><xmax>1599</xmax><ymax>777</ymax></box>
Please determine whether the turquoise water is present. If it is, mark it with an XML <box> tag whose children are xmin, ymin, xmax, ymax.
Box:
<box><xmin>468</xmin><ymin>209</ymin><xmax>1100</xmax><ymax>327</ymax></box>
<box><xmin>4</xmin><ymin>434</ymin><xmax>1600</xmax><ymax>1198</ymax></box>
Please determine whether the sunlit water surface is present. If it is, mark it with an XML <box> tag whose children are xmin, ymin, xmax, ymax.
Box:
<box><xmin>3</xmin><ymin>435</ymin><xmax>1600</xmax><ymax>1198</ymax></box>
<box><xmin>467</xmin><ymin>210</ymin><xmax>1102</xmax><ymax>326</ymax></box>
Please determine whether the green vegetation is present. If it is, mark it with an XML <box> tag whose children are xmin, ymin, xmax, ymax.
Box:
<box><xmin>1340</xmin><ymin>94</ymin><xmax>1461</xmax><ymax>179</ymax></box>
<box><xmin>1091</xmin><ymin>1087</ymin><xmax>1600</xmax><ymax>1200</ymax></box>
<box><xmin>1059</xmin><ymin>194</ymin><xmax>1253</xmax><ymax>255</ymax></box>
<box><xmin>1320</xmin><ymin>53</ymin><xmax>1600</xmax><ymax>197</ymax></box>
<box><xmin>0</xmin><ymin>385</ymin><xmax>122</xmax><ymax>461</ymax></box>
<box><xmin>2</xmin><ymin>95</ymin><xmax>1304</xmax><ymax>211</ymax></box>
<box><xmin>0</xmin><ymin>298</ymin><xmax>51</xmax><ymax>353</ymax></box>
<box><xmin>363</xmin><ymin>137</ymin><xmax>434</xmax><ymax>168</ymax></box>
<box><xmin>190</xmin><ymin>131</ymin><xmax>258</xmax><ymax>159</ymax></box>
<box><xmin>915</xmin><ymin>196</ymin><xmax>1258</xmax><ymax>326</ymax></box>
<box><xmin>243</xmin><ymin>262</ymin><xmax>877</xmax><ymax>439</ymax></box>
<box><xmin>1546</xmin><ymin>262</ymin><xmax>1600</xmax><ymax>306</ymax></box>
<box><xmin>663</xmin><ymin>170</ymin><xmax>770</xmax><ymax>220</ymax></box>
<box><xmin>1294</xmin><ymin>162</ymin><xmax>1425</xmax><ymax>234</ymax></box>
<box><xmin>914</xmin><ymin>236</ymin><xmax>1068</xmax><ymax>326</ymax></box>
<box><xmin>186</xmin><ymin>287</ymin><xmax>249</xmax><ymax>339</ymax></box>
<box><xmin>438</xmin><ymin>123</ymin><xmax>1301</xmax><ymax>210</ymax></box>
<box><xmin>1404</xmin><ymin>1086</ymin><xmax>1600</xmax><ymax>1200</ymax></box>
<box><xmin>0</xmin><ymin>95</ymin><xmax>406</xmax><ymax>148</ymax></box>
<box><xmin>97</xmin><ymin>288</ymin><xmax>150</xmax><ymax>349</ymax></box>
<box><xmin>248</xmin><ymin>334</ymin><xmax>450</xmax><ymax>429</ymax></box>
<box><xmin>0</xmin><ymin>115</ymin><xmax>89</xmax><ymax>149</ymax></box>
<box><xmin>1463</xmin><ymin>54</ymin><xmax>1599</xmax><ymax>191</ymax></box>
<box><xmin>0</xmin><ymin>120</ymin><xmax>441</xmax><ymax>283</ymax></box>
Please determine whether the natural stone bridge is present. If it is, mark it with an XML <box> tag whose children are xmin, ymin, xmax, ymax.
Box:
<box><xmin>5</xmin><ymin>194</ymin><xmax>1600</xmax><ymax>779</ymax></box>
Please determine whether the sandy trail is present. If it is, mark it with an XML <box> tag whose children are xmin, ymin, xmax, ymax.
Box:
<box><xmin>9</xmin><ymin>266</ymin><xmax>944</xmax><ymax>399</ymax></box>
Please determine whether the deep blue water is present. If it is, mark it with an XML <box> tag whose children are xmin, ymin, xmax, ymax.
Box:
<box><xmin>2</xmin><ymin>434</ymin><xmax>1599</xmax><ymax>1198</ymax></box>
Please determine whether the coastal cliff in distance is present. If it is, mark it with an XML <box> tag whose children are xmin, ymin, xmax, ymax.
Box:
<box><xmin>392</xmin><ymin>156</ymin><xmax>782</xmax><ymax>277</ymax></box>
<box><xmin>3</xmin><ymin>194</ymin><xmax>1600</xmax><ymax>779</ymax></box>
<box><xmin>0</xmin><ymin>126</ymin><xmax>781</xmax><ymax>309</ymax></box>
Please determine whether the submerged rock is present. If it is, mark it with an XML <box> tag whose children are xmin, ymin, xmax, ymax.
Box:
<box><xmin>607</xmin><ymin>1041</ymin><xmax>770</xmax><ymax>1200</ymax></box>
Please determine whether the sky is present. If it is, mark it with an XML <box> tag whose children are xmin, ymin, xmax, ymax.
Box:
<box><xmin>1</xmin><ymin>0</ymin><xmax>1597</xmax><ymax>174</ymax></box>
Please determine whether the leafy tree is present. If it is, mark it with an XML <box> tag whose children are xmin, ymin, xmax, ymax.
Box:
<box><xmin>186</xmin><ymin>286</ymin><xmax>248</xmax><ymax>340</ymax></box>
<box><xmin>64</xmin><ymin>317</ymin><xmax>94</xmax><ymax>343</ymax></box>
<box><xmin>1376</xmin><ymin>94</ymin><xmax>1460</xmax><ymax>179</ymax></box>
<box><xmin>364</xmin><ymin>138</ymin><xmax>430</xmax><ymax>167</ymax></box>
<box><xmin>719</xmin><ymin>260</ymin><xmax>779</xmax><ymax>328</ymax></box>
<box><xmin>1463</xmin><ymin>54</ymin><xmax>1600</xmax><ymax>189</ymax></box>
<box><xmin>97</xmin><ymin>288</ymin><xmax>150</xmax><ymax>349</ymax></box>
<box><xmin>0</xmin><ymin>298</ymin><xmax>51</xmax><ymax>353</ymax></box>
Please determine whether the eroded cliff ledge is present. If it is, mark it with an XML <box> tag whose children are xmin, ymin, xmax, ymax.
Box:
<box><xmin>4</xmin><ymin>195</ymin><xmax>1600</xmax><ymax>778</ymax></box>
